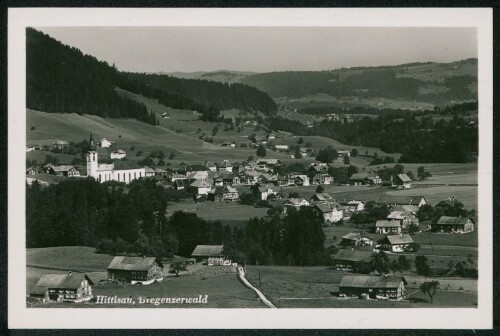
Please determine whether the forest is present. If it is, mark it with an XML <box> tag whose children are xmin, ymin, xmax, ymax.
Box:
<box><xmin>26</xmin><ymin>28</ymin><xmax>277</xmax><ymax>124</ymax></box>
<box><xmin>26</xmin><ymin>178</ymin><xmax>329</xmax><ymax>266</ymax></box>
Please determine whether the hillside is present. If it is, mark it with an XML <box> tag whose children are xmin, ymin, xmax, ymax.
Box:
<box><xmin>166</xmin><ymin>70</ymin><xmax>256</xmax><ymax>83</ymax></box>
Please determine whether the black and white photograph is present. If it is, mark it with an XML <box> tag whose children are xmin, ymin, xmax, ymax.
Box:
<box><xmin>8</xmin><ymin>8</ymin><xmax>493</xmax><ymax>329</ymax></box>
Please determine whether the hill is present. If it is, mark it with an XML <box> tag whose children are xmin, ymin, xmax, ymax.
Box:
<box><xmin>166</xmin><ymin>70</ymin><xmax>256</xmax><ymax>83</ymax></box>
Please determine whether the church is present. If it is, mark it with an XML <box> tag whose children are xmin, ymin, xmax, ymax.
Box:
<box><xmin>86</xmin><ymin>150</ymin><xmax>146</xmax><ymax>184</ymax></box>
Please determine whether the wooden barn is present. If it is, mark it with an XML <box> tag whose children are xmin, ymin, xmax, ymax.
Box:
<box><xmin>432</xmin><ymin>216</ymin><xmax>475</xmax><ymax>233</ymax></box>
<box><xmin>107</xmin><ymin>256</ymin><xmax>164</xmax><ymax>285</ymax></box>
<box><xmin>333</xmin><ymin>249</ymin><xmax>373</xmax><ymax>272</ymax></box>
<box><xmin>30</xmin><ymin>272</ymin><xmax>93</xmax><ymax>303</ymax></box>
<box><xmin>378</xmin><ymin>234</ymin><xmax>414</xmax><ymax>253</ymax></box>
<box><xmin>191</xmin><ymin>244</ymin><xmax>228</xmax><ymax>265</ymax></box>
<box><xmin>339</xmin><ymin>275</ymin><xmax>407</xmax><ymax>301</ymax></box>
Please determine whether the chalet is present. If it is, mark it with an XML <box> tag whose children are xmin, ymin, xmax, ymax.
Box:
<box><xmin>207</xmin><ymin>186</ymin><xmax>239</xmax><ymax>202</ymax></box>
<box><xmin>214</xmin><ymin>177</ymin><xmax>224</xmax><ymax>186</ymax></box>
<box><xmin>174</xmin><ymin>179</ymin><xmax>190</xmax><ymax>190</ymax></box>
<box><xmin>338</xmin><ymin>150</ymin><xmax>351</xmax><ymax>157</ymax></box>
<box><xmin>110</xmin><ymin>149</ymin><xmax>126</xmax><ymax>159</ymax></box>
<box><xmin>26</xmin><ymin>167</ymin><xmax>37</xmax><ymax>175</ymax></box>
<box><xmin>309</xmin><ymin>164</ymin><xmax>327</xmax><ymax>174</ymax></box>
<box><xmin>256</xmin><ymin>159</ymin><xmax>281</xmax><ymax>170</ymax></box>
<box><xmin>30</xmin><ymin>272</ymin><xmax>94</xmax><ymax>303</ymax></box>
<box><xmin>284</xmin><ymin>198</ymin><xmax>310</xmax><ymax>211</ymax></box>
<box><xmin>244</xmin><ymin>170</ymin><xmax>262</xmax><ymax>185</ymax></box>
<box><xmin>333</xmin><ymin>250</ymin><xmax>373</xmax><ymax>272</ymax></box>
<box><xmin>182</xmin><ymin>164</ymin><xmax>209</xmax><ymax>177</ymax></box>
<box><xmin>378</xmin><ymin>234</ymin><xmax>414</xmax><ymax>253</ymax></box>
<box><xmin>377</xmin><ymin>195</ymin><xmax>427</xmax><ymax>208</ymax></box>
<box><xmin>204</xmin><ymin>161</ymin><xmax>217</xmax><ymax>172</ymax></box>
<box><xmin>311</xmin><ymin>193</ymin><xmax>335</xmax><ymax>203</ymax></box>
<box><xmin>294</xmin><ymin>175</ymin><xmax>310</xmax><ymax>186</ymax></box>
<box><xmin>51</xmin><ymin>140</ymin><xmax>69</xmax><ymax>150</ymax></box>
<box><xmin>107</xmin><ymin>256</ymin><xmax>163</xmax><ymax>285</ymax></box>
<box><xmin>217</xmin><ymin>160</ymin><xmax>234</xmax><ymax>173</ymax></box>
<box><xmin>145</xmin><ymin>167</ymin><xmax>155</xmax><ymax>177</ymax></box>
<box><xmin>259</xmin><ymin>173</ymin><xmax>278</xmax><ymax>184</ymax></box>
<box><xmin>257</xmin><ymin>184</ymin><xmax>282</xmax><ymax>201</ymax></box>
<box><xmin>432</xmin><ymin>216</ymin><xmax>474</xmax><ymax>233</ymax></box>
<box><xmin>276</xmin><ymin>175</ymin><xmax>290</xmax><ymax>187</ymax></box>
<box><xmin>187</xmin><ymin>171</ymin><xmax>209</xmax><ymax>181</ymax></box>
<box><xmin>338</xmin><ymin>275</ymin><xmax>407</xmax><ymax>301</ymax></box>
<box><xmin>387</xmin><ymin>211</ymin><xmax>419</xmax><ymax>229</ymax></box>
<box><xmin>190</xmin><ymin>179</ymin><xmax>212</xmax><ymax>195</ymax></box>
<box><xmin>339</xmin><ymin>200</ymin><xmax>365</xmax><ymax>212</ymax></box>
<box><xmin>392</xmin><ymin>173</ymin><xmax>412</xmax><ymax>189</ymax></box>
<box><xmin>375</xmin><ymin>220</ymin><xmax>402</xmax><ymax>235</ymax></box>
<box><xmin>340</xmin><ymin>233</ymin><xmax>374</xmax><ymax>247</ymax></box>
<box><xmin>221</xmin><ymin>141</ymin><xmax>236</xmax><ymax>148</ymax></box>
<box><xmin>393</xmin><ymin>204</ymin><xmax>420</xmax><ymax>213</ymax></box>
<box><xmin>49</xmin><ymin>165</ymin><xmax>80</xmax><ymax>177</ymax></box>
<box><xmin>314</xmin><ymin>203</ymin><xmax>343</xmax><ymax>223</ymax></box>
<box><xmin>221</xmin><ymin>174</ymin><xmax>241</xmax><ymax>186</ymax></box>
<box><xmin>170</xmin><ymin>173</ymin><xmax>187</xmax><ymax>182</ymax></box>
<box><xmin>267</xmin><ymin>132</ymin><xmax>276</xmax><ymax>140</ymax></box>
<box><xmin>154</xmin><ymin>168</ymin><xmax>168</xmax><ymax>176</ymax></box>
<box><xmin>435</xmin><ymin>197</ymin><xmax>465</xmax><ymax>211</ymax></box>
<box><xmin>191</xmin><ymin>245</ymin><xmax>228</xmax><ymax>265</ymax></box>
<box><xmin>98</xmin><ymin>138</ymin><xmax>113</xmax><ymax>148</ymax></box>
<box><xmin>349</xmin><ymin>172</ymin><xmax>382</xmax><ymax>185</ymax></box>
<box><xmin>274</xmin><ymin>144</ymin><xmax>289</xmax><ymax>151</ymax></box>
<box><xmin>312</xmin><ymin>173</ymin><xmax>334</xmax><ymax>185</ymax></box>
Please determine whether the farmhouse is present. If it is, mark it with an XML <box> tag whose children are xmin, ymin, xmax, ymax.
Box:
<box><xmin>187</xmin><ymin>171</ymin><xmax>209</xmax><ymax>181</ymax></box>
<box><xmin>145</xmin><ymin>167</ymin><xmax>155</xmax><ymax>177</ymax></box>
<box><xmin>257</xmin><ymin>184</ymin><xmax>282</xmax><ymax>201</ymax></box>
<box><xmin>87</xmin><ymin>151</ymin><xmax>145</xmax><ymax>184</ymax></box>
<box><xmin>386</xmin><ymin>211</ymin><xmax>419</xmax><ymax>229</ymax></box>
<box><xmin>375</xmin><ymin>220</ymin><xmax>401</xmax><ymax>234</ymax></box>
<box><xmin>378</xmin><ymin>234</ymin><xmax>414</xmax><ymax>253</ymax></box>
<box><xmin>340</xmin><ymin>233</ymin><xmax>374</xmax><ymax>247</ymax></box>
<box><xmin>204</xmin><ymin>161</ymin><xmax>217</xmax><ymax>172</ymax></box>
<box><xmin>349</xmin><ymin>173</ymin><xmax>382</xmax><ymax>185</ymax></box>
<box><xmin>98</xmin><ymin>138</ymin><xmax>113</xmax><ymax>148</ymax></box>
<box><xmin>333</xmin><ymin>249</ymin><xmax>373</xmax><ymax>272</ymax></box>
<box><xmin>207</xmin><ymin>186</ymin><xmax>239</xmax><ymax>202</ymax></box>
<box><xmin>191</xmin><ymin>245</ymin><xmax>228</xmax><ymax>265</ymax></box>
<box><xmin>30</xmin><ymin>272</ymin><xmax>94</xmax><ymax>303</ymax></box>
<box><xmin>174</xmin><ymin>179</ymin><xmax>190</xmax><ymax>190</ymax></box>
<box><xmin>435</xmin><ymin>197</ymin><xmax>464</xmax><ymax>211</ymax></box>
<box><xmin>256</xmin><ymin>159</ymin><xmax>282</xmax><ymax>170</ymax></box>
<box><xmin>313</xmin><ymin>203</ymin><xmax>343</xmax><ymax>223</ymax></box>
<box><xmin>339</xmin><ymin>200</ymin><xmax>365</xmax><ymax>212</ymax></box>
<box><xmin>377</xmin><ymin>195</ymin><xmax>427</xmax><ymax>208</ymax></box>
<box><xmin>170</xmin><ymin>173</ymin><xmax>187</xmax><ymax>182</ymax></box>
<box><xmin>51</xmin><ymin>140</ymin><xmax>69</xmax><ymax>150</ymax></box>
<box><xmin>49</xmin><ymin>165</ymin><xmax>80</xmax><ymax>177</ymax></box>
<box><xmin>107</xmin><ymin>256</ymin><xmax>163</xmax><ymax>285</ymax></box>
<box><xmin>182</xmin><ymin>164</ymin><xmax>209</xmax><ymax>177</ymax></box>
<box><xmin>294</xmin><ymin>175</ymin><xmax>310</xmax><ymax>186</ymax></box>
<box><xmin>312</xmin><ymin>173</ymin><xmax>334</xmax><ymax>185</ymax></box>
<box><xmin>110</xmin><ymin>149</ymin><xmax>126</xmax><ymax>159</ymax></box>
<box><xmin>284</xmin><ymin>198</ymin><xmax>310</xmax><ymax>211</ymax></box>
<box><xmin>392</xmin><ymin>173</ymin><xmax>412</xmax><ymax>189</ymax></box>
<box><xmin>432</xmin><ymin>216</ymin><xmax>475</xmax><ymax>233</ymax></box>
<box><xmin>338</xmin><ymin>275</ymin><xmax>407</xmax><ymax>301</ymax></box>
<box><xmin>190</xmin><ymin>179</ymin><xmax>212</xmax><ymax>195</ymax></box>
<box><xmin>311</xmin><ymin>193</ymin><xmax>335</xmax><ymax>203</ymax></box>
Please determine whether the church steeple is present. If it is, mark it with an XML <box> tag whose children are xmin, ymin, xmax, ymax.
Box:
<box><xmin>89</xmin><ymin>132</ymin><xmax>95</xmax><ymax>150</ymax></box>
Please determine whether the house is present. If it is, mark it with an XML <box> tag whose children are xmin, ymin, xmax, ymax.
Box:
<box><xmin>191</xmin><ymin>245</ymin><xmax>229</xmax><ymax>265</ymax></box>
<box><xmin>267</xmin><ymin>132</ymin><xmax>276</xmax><ymax>140</ymax></box>
<box><xmin>375</xmin><ymin>220</ymin><xmax>402</xmax><ymax>235</ymax></box>
<box><xmin>186</xmin><ymin>171</ymin><xmax>209</xmax><ymax>181</ymax></box>
<box><xmin>432</xmin><ymin>216</ymin><xmax>474</xmax><ymax>233</ymax></box>
<box><xmin>174</xmin><ymin>179</ymin><xmax>189</xmax><ymax>190</ymax></box>
<box><xmin>221</xmin><ymin>141</ymin><xmax>236</xmax><ymax>148</ymax></box>
<box><xmin>87</xmin><ymin>151</ymin><xmax>145</xmax><ymax>184</ymax></box>
<box><xmin>244</xmin><ymin>170</ymin><xmax>262</xmax><ymax>185</ymax></box>
<box><xmin>349</xmin><ymin>172</ymin><xmax>382</xmax><ymax>185</ymax></box>
<box><xmin>107</xmin><ymin>256</ymin><xmax>163</xmax><ymax>285</ymax></box>
<box><xmin>294</xmin><ymin>175</ymin><xmax>310</xmax><ymax>186</ymax></box>
<box><xmin>284</xmin><ymin>198</ymin><xmax>310</xmax><ymax>211</ymax></box>
<box><xmin>30</xmin><ymin>272</ymin><xmax>94</xmax><ymax>303</ymax></box>
<box><xmin>98</xmin><ymin>138</ymin><xmax>113</xmax><ymax>148</ymax></box>
<box><xmin>311</xmin><ymin>193</ymin><xmax>335</xmax><ymax>203</ymax></box>
<box><xmin>338</xmin><ymin>150</ymin><xmax>351</xmax><ymax>157</ymax></box>
<box><xmin>214</xmin><ymin>177</ymin><xmax>224</xmax><ymax>187</ymax></box>
<box><xmin>257</xmin><ymin>184</ymin><xmax>281</xmax><ymax>201</ymax></box>
<box><xmin>377</xmin><ymin>195</ymin><xmax>427</xmax><ymax>208</ymax></box>
<box><xmin>378</xmin><ymin>234</ymin><xmax>414</xmax><ymax>253</ymax></box>
<box><xmin>154</xmin><ymin>168</ymin><xmax>168</xmax><ymax>176</ymax></box>
<box><xmin>313</xmin><ymin>203</ymin><xmax>343</xmax><ymax>223</ymax></box>
<box><xmin>217</xmin><ymin>160</ymin><xmax>234</xmax><ymax>173</ymax></box>
<box><xmin>110</xmin><ymin>149</ymin><xmax>126</xmax><ymax>159</ymax></box>
<box><xmin>49</xmin><ymin>165</ymin><xmax>80</xmax><ymax>177</ymax></box>
<box><xmin>274</xmin><ymin>144</ymin><xmax>289</xmax><ymax>151</ymax></box>
<box><xmin>26</xmin><ymin>145</ymin><xmax>36</xmax><ymax>152</ymax></box>
<box><xmin>204</xmin><ymin>161</ymin><xmax>217</xmax><ymax>172</ymax></box>
<box><xmin>182</xmin><ymin>164</ymin><xmax>209</xmax><ymax>177</ymax></box>
<box><xmin>221</xmin><ymin>174</ymin><xmax>240</xmax><ymax>186</ymax></box>
<box><xmin>435</xmin><ymin>197</ymin><xmax>465</xmax><ymax>211</ymax></box>
<box><xmin>190</xmin><ymin>179</ymin><xmax>212</xmax><ymax>195</ymax></box>
<box><xmin>256</xmin><ymin>159</ymin><xmax>281</xmax><ymax>170</ymax></box>
<box><xmin>333</xmin><ymin>250</ymin><xmax>373</xmax><ymax>272</ymax></box>
<box><xmin>144</xmin><ymin>167</ymin><xmax>156</xmax><ymax>177</ymax></box>
<box><xmin>51</xmin><ymin>140</ymin><xmax>69</xmax><ymax>150</ymax></box>
<box><xmin>276</xmin><ymin>175</ymin><xmax>290</xmax><ymax>187</ymax></box>
<box><xmin>392</xmin><ymin>173</ymin><xmax>412</xmax><ymax>189</ymax></box>
<box><xmin>338</xmin><ymin>275</ymin><xmax>407</xmax><ymax>301</ymax></box>
<box><xmin>387</xmin><ymin>211</ymin><xmax>419</xmax><ymax>229</ymax></box>
<box><xmin>170</xmin><ymin>173</ymin><xmax>187</xmax><ymax>182</ymax></box>
<box><xmin>26</xmin><ymin>167</ymin><xmax>37</xmax><ymax>175</ymax></box>
<box><xmin>340</xmin><ymin>233</ymin><xmax>374</xmax><ymax>247</ymax></box>
<box><xmin>339</xmin><ymin>200</ymin><xmax>365</xmax><ymax>212</ymax></box>
<box><xmin>208</xmin><ymin>186</ymin><xmax>239</xmax><ymax>201</ymax></box>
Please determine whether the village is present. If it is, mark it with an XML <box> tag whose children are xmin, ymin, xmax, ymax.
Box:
<box><xmin>26</xmin><ymin>132</ymin><xmax>478</xmax><ymax>308</ymax></box>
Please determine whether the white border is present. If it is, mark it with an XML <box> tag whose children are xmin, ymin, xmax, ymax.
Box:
<box><xmin>8</xmin><ymin>8</ymin><xmax>493</xmax><ymax>329</ymax></box>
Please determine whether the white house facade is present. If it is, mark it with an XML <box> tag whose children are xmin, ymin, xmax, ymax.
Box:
<box><xmin>87</xmin><ymin>151</ymin><xmax>145</xmax><ymax>184</ymax></box>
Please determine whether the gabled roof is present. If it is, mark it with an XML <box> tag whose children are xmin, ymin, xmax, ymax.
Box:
<box><xmin>393</xmin><ymin>205</ymin><xmax>419</xmax><ymax>213</ymax></box>
<box><xmin>376</xmin><ymin>220</ymin><xmax>400</xmax><ymax>228</ymax></box>
<box><xmin>191</xmin><ymin>245</ymin><xmax>224</xmax><ymax>257</ymax></box>
<box><xmin>31</xmin><ymin>273</ymin><xmax>93</xmax><ymax>295</ymax></box>
<box><xmin>145</xmin><ymin>167</ymin><xmax>155</xmax><ymax>173</ymax></box>
<box><xmin>436</xmin><ymin>216</ymin><xmax>472</xmax><ymax>225</ymax></box>
<box><xmin>339</xmin><ymin>275</ymin><xmax>407</xmax><ymax>288</ymax></box>
<box><xmin>190</xmin><ymin>179</ymin><xmax>211</xmax><ymax>188</ymax></box>
<box><xmin>257</xmin><ymin>159</ymin><xmax>281</xmax><ymax>165</ymax></box>
<box><xmin>184</xmin><ymin>165</ymin><xmax>209</xmax><ymax>172</ymax></box>
<box><xmin>225</xmin><ymin>186</ymin><xmax>238</xmax><ymax>193</ymax></box>
<box><xmin>377</xmin><ymin>195</ymin><xmax>426</xmax><ymax>206</ymax></box>
<box><xmin>334</xmin><ymin>249</ymin><xmax>373</xmax><ymax>262</ymax></box>
<box><xmin>381</xmin><ymin>234</ymin><xmax>413</xmax><ymax>245</ymax></box>
<box><xmin>342</xmin><ymin>233</ymin><xmax>365</xmax><ymax>241</ymax></box>
<box><xmin>286</xmin><ymin>198</ymin><xmax>308</xmax><ymax>206</ymax></box>
<box><xmin>107</xmin><ymin>256</ymin><xmax>162</xmax><ymax>271</ymax></box>
<box><xmin>349</xmin><ymin>173</ymin><xmax>370</xmax><ymax>180</ymax></box>
<box><xmin>187</xmin><ymin>171</ymin><xmax>209</xmax><ymax>180</ymax></box>
<box><xmin>51</xmin><ymin>165</ymin><xmax>76</xmax><ymax>172</ymax></box>
<box><xmin>53</xmin><ymin>140</ymin><xmax>69</xmax><ymax>145</ymax></box>
<box><xmin>314</xmin><ymin>203</ymin><xmax>341</xmax><ymax>213</ymax></box>
<box><xmin>112</xmin><ymin>149</ymin><xmax>126</xmax><ymax>154</ymax></box>
<box><xmin>387</xmin><ymin>211</ymin><xmax>408</xmax><ymax>220</ymax></box>
<box><xmin>436</xmin><ymin>198</ymin><xmax>464</xmax><ymax>208</ymax></box>
<box><xmin>396</xmin><ymin>173</ymin><xmax>412</xmax><ymax>183</ymax></box>
<box><xmin>258</xmin><ymin>184</ymin><xmax>281</xmax><ymax>193</ymax></box>
<box><xmin>312</xmin><ymin>193</ymin><xmax>334</xmax><ymax>202</ymax></box>
<box><xmin>218</xmin><ymin>161</ymin><xmax>234</xmax><ymax>168</ymax></box>
<box><xmin>205</xmin><ymin>161</ymin><xmax>216</xmax><ymax>168</ymax></box>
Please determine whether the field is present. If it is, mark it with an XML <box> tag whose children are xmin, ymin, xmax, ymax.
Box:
<box><xmin>245</xmin><ymin>265</ymin><xmax>477</xmax><ymax>308</ymax></box>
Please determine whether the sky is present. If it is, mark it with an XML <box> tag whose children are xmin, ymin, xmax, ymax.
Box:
<box><xmin>35</xmin><ymin>27</ymin><xmax>477</xmax><ymax>73</ymax></box>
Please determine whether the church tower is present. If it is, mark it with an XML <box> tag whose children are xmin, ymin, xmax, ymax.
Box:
<box><xmin>86</xmin><ymin>150</ymin><xmax>98</xmax><ymax>177</ymax></box>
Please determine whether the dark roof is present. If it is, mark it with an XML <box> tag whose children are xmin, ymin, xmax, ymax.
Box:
<box><xmin>376</xmin><ymin>220</ymin><xmax>400</xmax><ymax>228</ymax></box>
<box><xmin>339</xmin><ymin>275</ymin><xmax>407</xmax><ymax>288</ymax></box>
<box><xmin>436</xmin><ymin>198</ymin><xmax>464</xmax><ymax>208</ymax></box>
<box><xmin>436</xmin><ymin>216</ymin><xmax>472</xmax><ymax>225</ymax></box>
<box><xmin>314</xmin><ymin>203</ymin><xmax>341</xmax><ymax>213</ymax></box>
<box><xmin>377</xmin><ymin>195</ymin><xmax>426</xmax><ymax>206</ymax></box>
<box><xmin>334</xmin><ymin>249</ymin><xmax>373</xmax><ymax>262</ymax></box>
<box><xmin>184</xmin><ymin>165</ymin><xmax>209</xmax><ymax>172</ymax></box>
<box><xmin>191</xmin><ymin>245</ymin><xmax>224</xmax><ymax>257</ymax></box>
<box><xmin>107</xmin><ymin>256</ymin><xmax>163</xmax><ymax>271</ymax></box>
<box><xmin>380</xmin><ymin>234</ymin><xmax>413</xmax><ymax>245</ymax></box>
<box><xmin>31</xmin><ymin>273</ymin><xmax>93</xmax><ymax>295</ymax></box>
<box><xmin>113</xmin><ymin>160</ymin><xmax>143</xmax><ymax>170</ymax></box>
